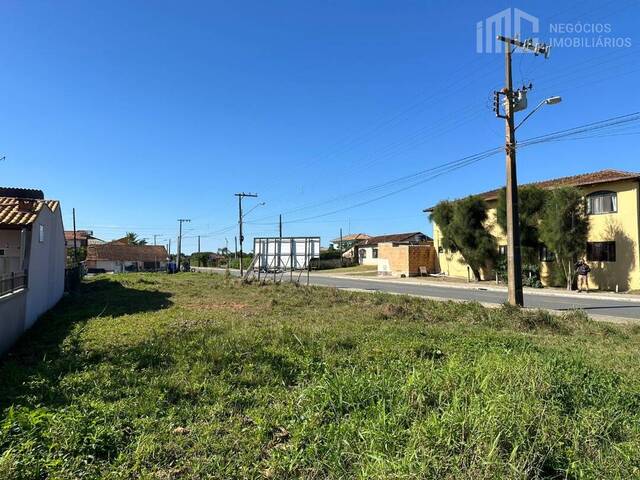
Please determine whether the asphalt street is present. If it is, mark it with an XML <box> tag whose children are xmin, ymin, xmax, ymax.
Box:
<box><xmin>198</xmin><ymin>268</ymin><xmax>640</xmax><ymax>321</ymax></box>
<box><xmin>305</xmin><ymin>274</ymin><xmax>640</xmax><ymax>320</ymax></box>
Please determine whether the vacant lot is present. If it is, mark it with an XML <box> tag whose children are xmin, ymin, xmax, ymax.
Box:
<box><xmin>1</xmin><ymin>273</ymin><xmax>640</xmax><ymax>479</ymax></box>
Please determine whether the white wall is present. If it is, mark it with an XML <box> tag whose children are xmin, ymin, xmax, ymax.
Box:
<box><xmin>0</xmin><ymin>290</ymin><xmax>26</xmax><ymax>354</ymax></box>
<box><xmin>93</xmin><ymin>260</ymin><xmax>153</xmax><ymax>272</ymax></box>
<box><xmin>358</xmin><ymin>246</ymin><xmax>382</xmax><ymax>266</ymax></box>
<box><xmin>24</xmin><ymin>206</ymin><xmax>65</xmax><ymax>329</ymax></box>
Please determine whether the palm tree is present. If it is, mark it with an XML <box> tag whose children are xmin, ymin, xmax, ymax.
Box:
<box><xmin>124</xmin><ymin>232</ymin><xmax>147</xmax><ymax>245</ymax></box>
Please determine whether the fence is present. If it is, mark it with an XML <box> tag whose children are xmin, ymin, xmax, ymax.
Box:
<box><xmin>65</xmin><ymin>265</ymin><xmax>84</xmax><ymax>292</ymax></box>
<box><xmin>0</xmin><ymin>271</ymin><xmax>28</xmax><ymax>297</ymax></box>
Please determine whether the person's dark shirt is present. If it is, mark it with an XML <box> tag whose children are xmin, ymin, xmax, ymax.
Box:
<box><xmin>576</xmin><ymin>262</ymin><xmax>591</xmax><ymax>275</ymax></box>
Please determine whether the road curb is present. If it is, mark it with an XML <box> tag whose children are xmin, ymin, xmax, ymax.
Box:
<box><xmin>312</xmin><ymin>273</ymin><xmax>640</xmax><ymax>304</ymax></box>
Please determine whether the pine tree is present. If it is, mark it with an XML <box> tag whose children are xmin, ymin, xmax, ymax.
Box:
<box><xmin>539</xmin><ymin>187</ymin><xmax>589</xmax><ymax>290</ymax></box>
<box><xmin>430</xmin><ymin>196</ymin><xmax>496</xmax><ymax>280</ymax></box>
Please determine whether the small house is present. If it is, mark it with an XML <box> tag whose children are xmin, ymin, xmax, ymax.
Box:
<box><xmin>355</xmin><ymin>232</ymin><xmax>431</xmax><ymax>266</ymax></box>
<box><xmin>0</xmin><ymin>188</ymin><xmax>65</xmax><ymax>354</ymax></box>
<box><xmin>86</xmin><ymin>243</ymin><xmax>168</xmax><ymax>273</ymax></box>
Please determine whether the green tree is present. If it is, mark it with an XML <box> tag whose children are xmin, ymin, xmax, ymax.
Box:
<box><xmin>430</xmin><ymin>196</ymin><xmax>496</xmax><ymax>280</ymax></box>
<box><xmin>496</xmin><ymin>185</ymin><xmax>547</xmax><ymax>264</ymax></box>
<box><xmin>539</xmin><ymin>187</ymin><xmax>589</xmax><ymax>290</ymax></box>
<box><xmin>124</xmin><ymin>232</ymin><xmax>147</xmax><ymax>245</ymax></box>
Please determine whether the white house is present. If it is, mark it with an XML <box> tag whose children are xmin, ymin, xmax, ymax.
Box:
<box><xmin>85</xmin><ymin>242</ymin><xmax>168</xmax><ymax>273</ymax></box>
<box><xmin>0</xmin><ymin>188</ymin><xmax>65</xmax><ymax>354</ymax></box>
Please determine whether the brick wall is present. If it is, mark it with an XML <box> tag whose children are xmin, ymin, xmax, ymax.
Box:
<box><xmin>377</xmin><ymin>242</ymin><xmax>436</xmax><ymax>276</ymax></box>
<box><xmin>408</xmin><ymin>245</ymin><xmax>437</xmax><ymax>275</ymax></box>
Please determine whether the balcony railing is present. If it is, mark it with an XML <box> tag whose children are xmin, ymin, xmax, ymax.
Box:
<box><xmin>0</xmin><ymin>271</ymin><xmax>28</xmax><ymax>297</ymax></box>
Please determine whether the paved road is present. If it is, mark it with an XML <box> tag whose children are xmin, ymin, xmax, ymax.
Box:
<box><xmin>196</xmin><ymin>268</ymin><xmax>640</xmax><ymax>320</ymax></box>
<box><xmin>304</xmin><ymin>274</ymin><xmax>640</xmax><ymax>320</ymax></box>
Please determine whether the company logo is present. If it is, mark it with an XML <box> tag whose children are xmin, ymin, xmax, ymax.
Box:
<box><xmin>476</xmin><ymin>8</ymin><xmax>540</xmax><ymax>53</ymax></box>
<box><xmin>476</xmin><ymin>8</ymin><xmax>632</xmax><ymax>52</ymax></box>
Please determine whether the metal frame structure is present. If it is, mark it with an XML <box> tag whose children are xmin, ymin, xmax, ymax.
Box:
<box><xmin>246</xmin><ymin>236</ymin><xmax>320</xmax><ymax>284</ymax></box>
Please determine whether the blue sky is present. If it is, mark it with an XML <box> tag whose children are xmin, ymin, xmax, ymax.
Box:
<box><xmin>0</xmin><ymin>0</ymin><xmax>638</xmax><ymax>253</ymax></box>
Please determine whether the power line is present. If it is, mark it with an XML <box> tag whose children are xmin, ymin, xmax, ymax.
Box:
<box><xmin>252</xmin><ymin>112</ymin><xmax>640</xmax><ymax>226</ymax></box>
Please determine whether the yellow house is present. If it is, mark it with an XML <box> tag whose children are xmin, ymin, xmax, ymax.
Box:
<box><xmin>425</xmin><ymin>169</ymin><xmax>640</xmax><ymax>291</ymax></box>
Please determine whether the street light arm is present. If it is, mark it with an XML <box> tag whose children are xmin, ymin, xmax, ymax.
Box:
<box><xmin>242</xmin><ymin>202</ymin><xmax>266</xmax><ymax>219</ymax></box>
<box><xmin>515</xmin><ymin>100</ymin><xmax>546</xmax><ymax>131</ymax></box>
<box><xmin>515</xmin><ymin>96</ymin><xmax>562</xmax><ymax>131</ymax></box>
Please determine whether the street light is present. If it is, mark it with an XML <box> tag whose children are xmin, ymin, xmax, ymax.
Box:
<box><xmin>242</xmin><ymin>202</ymin><xmax>266</xmax><ymax>219</ymax></box>
<box><xmin>515</xmin><ymin>96</ymin><xmax>562</xmax><ymax>130</ymax></box>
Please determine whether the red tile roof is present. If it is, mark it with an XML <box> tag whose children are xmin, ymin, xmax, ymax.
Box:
<box><xmin>64</xmin><ymin>230</ymin><xmax>93</xmax><ymax>241</ymax></box>
<box><xmin>330</xmin><ymin>233</ymin><xmax>370</xmax><ymax>243</ymax></box>
<box><xmin>479</xmin><ymin>169</ymin><xmax>640</xmax><ymax>201</ymax></box>
<box><xmin>362</xmin><ymin>232</ymin><xmax>431</xmax><ymax>245</ymax></box>
<box><xmin>86</xmin><ymin>244</ymin><xmax>168</xmax><ymax>263</ymax></box>
<box><xmin>0</xmin><ymin>197</ymin><xmax>60</xmax><ymax>227</ymax></box>
<box><xmin>424</xmin><ymin>169</ymin><xmax>640</xmax><ymax>211</ymax></box>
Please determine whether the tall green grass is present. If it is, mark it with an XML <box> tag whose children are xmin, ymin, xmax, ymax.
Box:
<box><xmin>1</xmin><ymin>273</ymin><xmax>639</xmax><ymax>479</ymax></box>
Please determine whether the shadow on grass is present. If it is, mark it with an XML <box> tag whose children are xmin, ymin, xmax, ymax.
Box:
<box><xmin>0</xmin><ymin>278</ymin><xmax>172</xmax><ymax>410</ymax></box>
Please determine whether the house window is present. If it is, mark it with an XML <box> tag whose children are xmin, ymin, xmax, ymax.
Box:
<box><xmin>38</xmin><ymin>224</ymin><xmax>45</xmax><ymax>243</ymax></box>
<box><xmin>359</xmin><ymin>249</ymin><xmax>366</xmax><ymax>259</ymax></box>
<box><xmin>587</xmin><ymin>241</ymin><xmax>616</xmax><ymax>262</ymax></box>
<box><xmin>372</xmin><ymin>248</ymin><xmax>378</xmax><ymax>259</ymax></box>
<box><xmin>587</xmin><ymin>191</ymin><xmax>617</xmax><ymax>214</ymax></box>
<box><xmin>539</xmin><ymin>245</ymin><xmax>555</xmax><ymax>262</ymax></box>
<box><xmin>498</xmin><ymin>245</ymin><xmax>507</xmax><ymax>257</ymax></box>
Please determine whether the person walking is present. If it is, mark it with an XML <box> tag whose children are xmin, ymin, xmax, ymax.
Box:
<box><xmin>575</xmin><ymin>258</ymin><xmax>591</xmax><ymax>293</ymax></box>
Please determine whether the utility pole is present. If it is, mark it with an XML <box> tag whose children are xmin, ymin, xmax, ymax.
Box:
<box><xmin>197</xmin><ymin>235</ymin><xmax>201</xmax><ymax>253</ymax></box>
<box><xmin>72</xmin><ymin>208</ymin><xmax>78</xmax><ymax>265</ymax></box>
<box><xmin>235</xmin><ymin>192</ymin><xmax>258</xmax><ymax>277</ymax></box>
<box><xmin>339</xmin><ymin>227</ymin><xmax>343</xmax><ymax>266</ymax></box>
<box><xmin>153</xmin><ymin>234</ymin><xmax>159</xmax><ymax>246</ymax></box>
<box><xmin>279</xmin><ymin>214</ymin><xmax>282</xmax><ymax>238</ymax></box>
<box><xmin>176</xmin><ymin>218</ymin><xmax>191</xmax><ymax>272</ymax></box>
<box><xmin>168</xmin><ymin>238</ymin><xmax>171</xmax><ymax>256</ymax></box>
<box><xmin>495</xmin><ymin>35</ymin><xmax>550</xmax><ymax>307</ymax></box>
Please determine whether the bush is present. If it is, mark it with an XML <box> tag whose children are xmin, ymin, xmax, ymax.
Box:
<box><xmin>494</xmin><ymin>258</ymin><xmax>543</xmax><ymax>288</ymax></box>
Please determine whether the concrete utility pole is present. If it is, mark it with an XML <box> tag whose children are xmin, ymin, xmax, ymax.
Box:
<box><xmin>153</xmin><ymin>234</ymin><xmax>159</xmax><ymax>246</ymax></box>
<box><xmin>235</xmin><ymin>192</ymin><xmax>258</xmax><ymax>277</ymax></box>
<box><xmin>495</xmin><ymin>35</ymin><xmax>551</xmax><ymax>307</ymax></box>
<box><xmin>176</xmin><ymin>218</ymin><xmax>191</xmax><ymax>272</ymax></box>
<box><xmin>197</xmin><ymin>235</ymin><xmax>201</xmax><ymax>253</ymax></box>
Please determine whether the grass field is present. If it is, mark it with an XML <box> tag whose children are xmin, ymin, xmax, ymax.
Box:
<box><xmin>1</xmin><ymin>273</ymin><xmax>640</xmax><ymax>479</ymax></box>
<box><xmin>322</xmin><ymin>264</ymin><xmax>378</xmax><ymax>275</ymax></box>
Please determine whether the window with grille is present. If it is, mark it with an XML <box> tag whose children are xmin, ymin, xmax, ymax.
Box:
<box><xmin>587</xmin><ymin>191</ymin><xmax>617</xmax><ymax>214</ymax></box>
<box><xmin>539</xmin><ymin>245</ymin><xmax>555</xmax><ymax>262</ymax></box>
<box><xmin>587</xmin><ymin>241</ymin><xmax>616</xmax><ymax>262</ymax></box>
<box><xmin>372</xmin><ymin>248</ymin><xmax>378</xmax><ymax>258</ymax></box>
